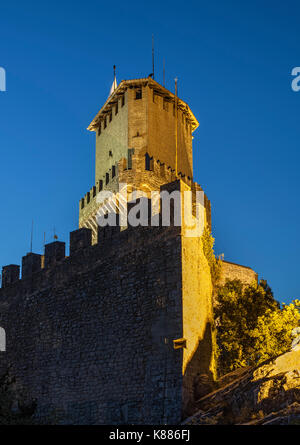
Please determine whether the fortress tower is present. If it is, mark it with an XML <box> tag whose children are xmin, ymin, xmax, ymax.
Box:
<box><xmin>0</xmin><ymin>74</ymin><xmax>257</xmax><ymax>425</ymax></box>
<box><xmin>90</xmin><ymin>77</ymin><xmax>197</xmax><ymax>183</ymax></box>
<box><xmin>79</xmin><ymin>77</ymin><xmax>210</xmax><ymax>242</ymax></box>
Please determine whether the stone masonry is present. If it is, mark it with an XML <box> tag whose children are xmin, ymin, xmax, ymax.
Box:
<box><xmin>0</xmin><ymin>76</ymin><xmax>257</xmax><ymax>424</ymax></box>
<box><xmin>0</xmin><ymin>185</ymin><xmax>215</xmax><ymax>424</ymax></box>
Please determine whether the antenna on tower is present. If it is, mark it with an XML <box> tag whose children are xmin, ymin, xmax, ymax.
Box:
<box><xmin>152</xmin><ymin>34</ymin><xmax>155</xmax><ymax>80</ymax></box>
<box><xmin>108</xmin><ymin>65</ymin><xmax>118</xmax><ymax>97</ymax></box>
<box><xmin>175</xmin><ymin>77</ymin><xmax>178</xmax><ymax>177</ymax></box>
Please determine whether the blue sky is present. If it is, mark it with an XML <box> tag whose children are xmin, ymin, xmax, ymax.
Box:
<box><xmin>0</xmin><ymin>0</ymin><xmax>299</xmax><ymax>303</ymax></box>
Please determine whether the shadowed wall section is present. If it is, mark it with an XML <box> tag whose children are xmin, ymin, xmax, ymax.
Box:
<box><xmin>0</xmin><ymin>225</ymin><xmax>184</xmax><ymax>424</ymax></box>
<box><xmin>0</xmin><ymin>179</ymin><xmax>217</xmax><ymax>424</ymax></box>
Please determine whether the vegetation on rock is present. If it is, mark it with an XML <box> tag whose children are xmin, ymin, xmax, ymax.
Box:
<box><xmin>201</xmin><ymin>227</ymin><xmax>300</xmax><ymax>376</ymax></box>
<box><xmin>215</xmin><ymin>280</ymin><xmax>300</xmax><ymax>374</ymax></box>
<box><xmin>184</xmin><ymin>349</ymin><xmax>300</xmax><ymax>425</ymax></box>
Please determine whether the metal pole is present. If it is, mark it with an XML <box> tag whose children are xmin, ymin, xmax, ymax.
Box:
<box><xmin>175</xmin><ymin>77</ymin><xmax>178</xmax><ymax>177</ymax></box>
<box><xmin>152</xmin><ymin>35</ymin><xmax>155</xmax><ymax>80</ymax></box>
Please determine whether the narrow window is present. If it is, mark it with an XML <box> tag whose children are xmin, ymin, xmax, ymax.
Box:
<box><xmin>121</xmin><ymin>94</ymin><xmax>125</xmax><ymax>107</ymax></box>
<box><xmin>112</xmin><ymin>165</ymin><xmax>116</xmax><ymax>178</ymax></box>
<box><xmin>109</xmin><ymin>113</ymin><xmax>112</xmax><ymax>122</ymax></box>
<box><xmin>109</xmin><ymin>150</ymin><xmax>113</xmax><ymax>157</ymax></box>
<box><xmin>128</xmin><ymin>148</ymin><xmax>135</xmax><ymax>169</ymax></box>
<box><xmin>99</xmin><ymin>180</ymin><xmax>103</xmax><ymax>191</ymax></box>
<box><xmin>135</xmin><ymin>89</ymin><xmax>142</xmax><ymax>100</ymax></box>
<box><xmin>145</xmin><ymin>153</ymin><xmax>153</xmax><ymax>171</ymax></box>
<box><xmin>98</xmin><ymin>123</ymin><xmax>101</xmax><ymax>136</ymax></box>
<box><xmin>115</xmin><ymin>102</ymin><xmax>118</xmax><ymax>115</ymax></box>
<box><xmin>104</xmin><ymin>118</ymin><xmax>107</xmax><ymax>129</ymax></box>
<box><xmin>87</xmin><ymin>192</ymin><xmax>90</xmax><ymax>204</ymax></box>
<box><xmin>93</xmin><ymin>186</ymin><xmax>96</xmax><ymax>197</ymax></box>
<box><xmin>106</xmin><ymin>173</ymin><xmax>109</xmax><ymax>185</ymax></box>
<box><xmin>173</xmin><ymin>338</ymin><xmax>187</xmax><ymax>349</ymax></box>
<box><xmin>81</xmin><ymin>198</ymin><xmax>85</xmax><ymax>209</ymax></box>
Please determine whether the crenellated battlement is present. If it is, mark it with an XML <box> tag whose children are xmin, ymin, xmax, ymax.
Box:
<box><xmin>1</xmin><ymin>181</ymin><xmax>190</xmax><ymax>291</ymax></box>
<box><xmin>79</xmin><ymin>152</ymin><xmax>211</xmax><ymax>243</ymax></box>
<box><xmin>1</xmin><ymin>179</ymin><xmax>210</xmax><ymax>293</ymax></box>
<box><xmin>81</xmin><ymin>150</ymin><xmax>201</xmax><ymax>205</ymax></box>
<box><xmin>0</xmin><ymin>224</ymin><xmax>181</xmax><ymax>297</ymax></box>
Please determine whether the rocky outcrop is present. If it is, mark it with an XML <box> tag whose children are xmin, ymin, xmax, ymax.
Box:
<box><xmin>183</xmin><ymin>350</ymin><xmax>300</xmax><ymax>425</ymax></box>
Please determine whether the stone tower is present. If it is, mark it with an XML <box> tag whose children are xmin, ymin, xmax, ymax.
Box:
<box><xmin>79</xmin><ymin>77</ymin><xmax>209</xmax><ymax>241</ymax></box>
<box><xmin>0</xmin><ymin>75</ymin><xmax>220</xmax><ymax>424</ymax></box>
<box><xmin>77</xmin><ymin>76</ymin><xmax>216</xmax><ymax>418</ymax></box>
<box><xmin>0</xmin><ymin>74</ymin><xmax>259</xmax><ymax>425</ymax></box>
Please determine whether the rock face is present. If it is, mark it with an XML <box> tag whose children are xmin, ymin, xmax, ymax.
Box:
<box><xmin>184</xmin><ymin>350</ymin><xmax>300</xmax><ymax>425</ymax></box>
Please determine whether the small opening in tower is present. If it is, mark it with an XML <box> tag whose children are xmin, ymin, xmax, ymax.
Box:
<box><xmin>121</xmin><ymin>94</ymin><xmax>125</xmax><ymax>107</ymax></box>
<box><xmin>106</xmin><ymin>173</ymin><xmax>109</xmax><ymax>185</ymax></box>
<box><xmin>173</xmin><ymin>338</ymin><xmax>187</xmax><ymax>350</ymax></box>
<box><xmin>112</xmin><ymin>166</ymin><xmax>116</xmax><ymax>178</ymax></box>
<box><xmin>99</xmin><ymin>180</ymin><xmax>103</xmax><ymax>191</ymax></box>
<box><xmin>109</xmin><ymin>113</ymin><xmax>112</xmax><ymax>122</ymax></box>
<box><xmin>145</xmin><ymin>153</ymin><xmax>153</xmax><ymax>171</ymax></box>
<box><xmin>104</xmin><ymin>118</ymin><xmax>107</xmax><ymax>129</ymax></box>
<box><xmin>109</xmin><ymin>150</ymin><xmax>113</xmax><ymax>157</ymax></box>
<box><xmin>81</xmin><ymin>198</ymin><xmax>85</xmax><ymax>209</ymax></box>
<box><xmin>128</xmin><ymin>148</ymin><xmax>134</xmax><ymax>169</ymax></box>
<box><xmin>98</xmin><ymin>124</ymin><xmax>101</xmax><ymax>136</ymax></box>
<box><xmin>135</xmin><ymin>89</ymin><xmax>142</xmax><ymax>100</ymax></box>
<box><xmin>115</xmin><ymin>102</ymin><xmax>118</xmax><ymax>114</ymax></box>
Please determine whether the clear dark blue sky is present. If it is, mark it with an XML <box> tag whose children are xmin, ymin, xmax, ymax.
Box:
<box><xmin>0</xmin><ymin>0</ymin><xmax>299</xmax><ymax>303</ymax></box>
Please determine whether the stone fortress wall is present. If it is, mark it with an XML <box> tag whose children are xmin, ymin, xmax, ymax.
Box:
<box><xmin>219</xmin><ymin>260</ymin><xmax>258</xmax><ymax>287</ymax></box>
<box><xmin>0</xmin><ymin>180</ymin><xmax>216</xmax><ymax>424</ymax></box>
<box><xmin>0</xmin><ymin>76</ymin><xmax>258</xmax><ymax>424</ymax></box>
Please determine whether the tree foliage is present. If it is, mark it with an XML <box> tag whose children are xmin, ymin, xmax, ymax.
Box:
<box><xmin>201</xmin><ymin>226</ymin><xmax>222</xmax><ymax>286</ymax></box>
<box><xmin>215</xmin><ymin>279</ymin><xmax>300</xmax><ymax>375</ymax></box>
<box><xmin>250</xmin><ymin>300</ymin><xmax>300</xmax><ymax>363</ymax></box>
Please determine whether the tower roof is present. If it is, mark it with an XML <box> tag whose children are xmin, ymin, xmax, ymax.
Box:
<box><xmin>87</xmin><ymin>77</ymin><xmax>199</xmax><ymax>132</ymax></box>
